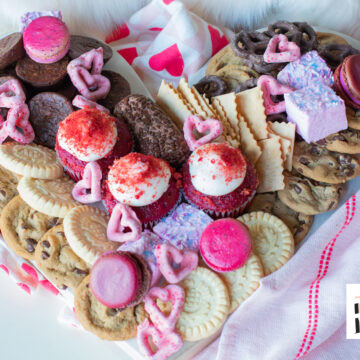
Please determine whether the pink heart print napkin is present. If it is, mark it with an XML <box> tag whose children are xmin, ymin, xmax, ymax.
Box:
<box><xmin>105</xmin><ymin>0</ymin><xmax>229</xmax><ymax>95</ymax></box>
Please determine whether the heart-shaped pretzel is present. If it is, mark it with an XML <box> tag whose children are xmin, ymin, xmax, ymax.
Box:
<box><xmin>107</xmin><ymin>203</ymin><xmax>142</xmax><ymax>243</ymax></box>
<box><xmin>155</xmin><ymin>244</ymin><xmax>198</xmax><ymax>284</ymax></box>
<box><xmin>137</xmin><ymin>319</ymin><xmax>183</xmax><ymax>360</ymax></box>
<box><xmin>72</xmin><ymin>95</ymin><xmax>109</xmax><ymax>113</ymax></box>
<box><xmin>264</xmin><ymin>34</ymin><xmax>300</xmax><ymax>63</ymax></box>
<box><xmin>69</xmin><ymin>47</ymin><xmax>104</xmax><ymax>75</ymax></box>
<box><xmin>72</xmin><ymin>162</ymin><xmax>102</xmax><ymax>203</ymax></box>
<box><xmin>0</xmin><ymin>79</ymin><xmax>26</xmax><ymax>108</ymax></box>
<box><xmin>183</xmin><ymin>115</ymin><xmax>223</xmax><ymax>151</ymax></box>
<box><xmin>144</xmin><ymin>285</ymin><xmax>185</xmax><ymax>332</ymax></box>
<box><xmin>258</xmin><ymin>75</ymin><xmax>294</xmax><ymax>115</ymax></box>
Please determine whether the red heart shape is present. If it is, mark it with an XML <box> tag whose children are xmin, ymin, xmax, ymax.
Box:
<box><xmin>183</xmin><ymin>115</ymin><xmax>223</xmax><ymax>151</ymax></box>
<box><xmin>117</xmin><ymin>47</ymin><xmax>138</xmax><ymax>65</ymax></box>
<box><xmin>105</xmin><ymin>23</ymin><xmax>130</xmax><ymax>43</ymax></box>
<box><xmin>144</xmin><ymin>285</ymin><xmax>185</xmax><ymax>332</ymax></box>
<box><xmin>163</xmin><ymin>0</ymin><xmax>174</xmax><ymax>4</ymax></box>
<box><xmin>149</xmin><ymin>44</ymin><xmax>184</xmax><ymax>77</ymax></box>
<box><xmin>208</xmin><ymin>25</ymin><xmax>229</xmax><ymax>57</ymax></box>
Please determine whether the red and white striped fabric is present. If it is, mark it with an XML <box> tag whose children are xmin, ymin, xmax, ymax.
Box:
<box><xmin>105</xmin><ymin>0</ymin><xmax>229</xmax><ymax>95</ymax></box>
<box><xmin>194</xmin><ymin>193</ymin><xmax>360</xmax><ymax>360</ymax></box>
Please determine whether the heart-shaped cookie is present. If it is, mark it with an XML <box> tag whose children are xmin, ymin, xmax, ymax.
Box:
<box><xmin>72</xmin><ymin>162</ymin><xmax>102</xmax><ymax>203</ymax></box>
<box><xmin>107</xmin><ymin>203</ymin><xmax>142</xmax><ymax>243</ymax></box>
<box><xmin>264</xmin><ymin>34</ymin><xmax>300</xmax><ymax>63</ymax></box>
<box><xmin>258</xmin><ymin>75</ymin><xmax>293</xmax><ymax>115</ymax></box>
<box><xmin>183</xmin><ymin>115</ymin><xmax>223</xmax><ymax>151</ymax></box>
<box><xmin>137</xmin><ymin>319</ymin><xmax>183</xmax><ymax>360</ymax></box>
<box><xmin>155</xmin><ymin>243</ymin><xmax>198</xmax><ymax>283</ymax></box>
<box><xmin>144</xmin><ymin>285</ymin><xmax>185</xmax><ymax>332</ymax></box>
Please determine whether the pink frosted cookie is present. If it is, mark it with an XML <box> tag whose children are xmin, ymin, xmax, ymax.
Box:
<box><xmin>23</xmin><ymin>16</ymin><xmax>70</xmax><ymax>64</ymax></box>
<box><xmin>200</xmin><ymin>218</ymin><xmax>252</xmax><ymax>272</ymax></box>
<box><xmin>89</xmin><ymin>252</ymin><xmax>142</xmax><ymax>308</ymax></box>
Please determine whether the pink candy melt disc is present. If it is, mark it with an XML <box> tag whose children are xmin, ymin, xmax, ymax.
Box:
<box><xmin>200</xmin><ymin>218</ymin><xmax>252</xmax><ymax>272</ymax></box>
<box><xmin>89</xmin><ymin>252</ymin><xmax>141</xmax><ymax>308</ymax></box>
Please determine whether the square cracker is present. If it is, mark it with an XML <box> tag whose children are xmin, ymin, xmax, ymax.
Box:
<box><xmin>157</xmin><ymin>80</ymin><xmax>194</xmax><ymax>130</ymax></box>
<box><xmin>214</xmin><ymin>92</ymin><xmax>262</xmax><ymax>164</ymax></box>
<box><xmin>268</xmin><ymin>131</ymin><xmax>291</xmax><ymax>165</ymax></box>
<box><xmin>236</xmin><ymin>86</ymin><xmax>268</xmax><ymax>140</ymax></box>
<box><xmin>256</xmin><ymin>137</ymin><xmax>285</xmax><ymax>193</ymax></box>
<box><xmin>267</xmin><ymin>122</ymin><xmax>296</xmax><ymax>171</ymax></box>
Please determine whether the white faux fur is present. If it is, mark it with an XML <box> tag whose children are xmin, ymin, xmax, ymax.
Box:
<box><xmin>1</xmin><ymin>0</ymin><xmax>360</xmax><ymax>40</ymax></box>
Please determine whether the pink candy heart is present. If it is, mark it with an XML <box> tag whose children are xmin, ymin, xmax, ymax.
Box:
<box><xmin>72</xmin><ymin>95</ymin><xmax>110</xmax><ymax>113</ymax></box>
<box><xmin>258</xmin><ymin>75</ymin><xmax>294</xmax><ymax>115</ymax></box>
<box><xmin>183</xmin><ymin>115</ymin><xmax>223</xmax><ymax>151</ymax></box>
<box><xmin>155</xmin><ymin>244</ymin><xmax>198</xmax><ymax>284</ymax></box>
<box><xmin>72</xmin><ymin>162</ymin><xmax>102</xmax><ymax>203</ymax></box>
<box><xmin>137</xmin><ymin>319</ymin><xmax>183</xmax><ymax>360</ymax></box>
<box><xmin>144</xmin><ymin>285</ymin><xmax>185</xmax><ymax>332</ymax></box>
<box><xmin>264</xmin><ymin>34</ymin><xmax>301</xmax><ymax>63</ymax></box>
<box><xmin>107</xmin><ymin>203</ymin><xmax>142</xmax><ymax>243</ymax></box>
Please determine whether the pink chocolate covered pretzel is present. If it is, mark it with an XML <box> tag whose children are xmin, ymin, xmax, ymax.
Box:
<box><xmin>0</xmin><ymin>79</ymin><xmax>26</xmax><ymax>108</ymax></box>
<box><xmin>264</xmin><ymin>34</ymin><xmax>300</xmax><ymax>63</ymax></box>
<box><xmin>72</xmin><ymin>95</ymin><xmax>109</xmax><ymax>113</ymax></box>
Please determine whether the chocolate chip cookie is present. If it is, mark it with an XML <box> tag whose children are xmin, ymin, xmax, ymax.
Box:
<box><xmin>277</xmin><ymin>171</ymin><xmax>344</xmax><ymax>215</ymax></box>
<box><xmin>29</xmin><ymin>92</ymin><xmax>73</xmax><ymax>149</ymax></box>
<box><xmin>293</xmin><ymin>141</ymin><xmax>360</xmax><ymax>184</ymax></box>
<box><xmin>114</xmin><ymin>94</ymin><xmax>190</xmax><ymax>169</ymax></box>
<box><xmin>0</xmin><ymin>196</ymin><xmax>62</xmax><ymax>260</ymax></box>
<box><xmin>346</xmin><ymin>107</ymin><xmax>360</xmax><ymax>130</ymax></box>
<box><xmin>0</xmin><ymin>32</ymin><xmax>25</xmax><ymax>71</ymax></box>
<box><xmin>74</xmin><ymin>275</ymin><xmax>147</xmax><ymax>341</ymax></box>
<box><xmin>316</xmin><ymin>32</ymin><xmax>349</xmax><ymax>47</ymax></box>
<box><xmin>248</xmin><ymin>193</ymin><xmax>313</xmax><ymax>245</ymax></box>
<box><xmin>0</xmin><ymin>164</ymin><xmax>19</xmax><ymax>217</ymax></box>
<box><xmin>317</xmin><ymin>128</ymin><xmax>360</xmax><ymax>154</ymax></box>
<box><xmin>34</xmin><ymin>224</ymin><xmax>89</xmax><ymax>290</ymax></box>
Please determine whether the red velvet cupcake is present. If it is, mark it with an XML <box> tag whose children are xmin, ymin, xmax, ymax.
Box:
<box><xmin>103</xmin><ymin>152</ymin><xmax>180</xmax><ymax>227</ymax></box>
<box><xmin>55</xmin><ymin>107</ymin><xmax>133</xmax><ymax>181</ymax></box>
<box><xmin>182</xmin><ymin>143</ymin><xmax>258</xmax><ymax>218</ymax></box>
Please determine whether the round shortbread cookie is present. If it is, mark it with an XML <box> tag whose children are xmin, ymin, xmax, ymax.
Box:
<box><xmin>64</xmin><ymin>206</ymin><xmax>118</xmax><ymax>265</ymax></box>
<box><xmin>0</xmin><ymin>143</ymin><xmax>63</xmax><ymax>179</ymax></box>
<box><xmin>0</xmin><ymin>164</ymin><xmax>19</xmax><ymax>217</ymax></box>
<box><xmin>17</xmin><ymin>176</ymin><xmax>79</xmax><ymax>218</ymax></box>
<box><xmin>237</xmin><ymin>212</ymin><xmax>294</xmax><ymax>276</ymax></box>
<box><xmin>176</xmin><ymin>267</ymin><xmax>230</xmax><ymax>342</ymax></box>
<box><xmin>35</xmin><ymin>224</ymin><xmax>90</xmax><ymax>290</ymax></box>
<box><xmin>219</xmin><ymin>253</ymin><xmax>264</xmax><ymax>313</ymax></box>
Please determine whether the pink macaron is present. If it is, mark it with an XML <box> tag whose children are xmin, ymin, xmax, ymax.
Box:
<box><xmin>89</xmin><ymin>252</ymin><xmax>142</xmax><ymax>308</ymax></box>
<box><xmin>23</xmin><ymin>16</ymin><xmax>70</xmax><ymax>64</ymax></box>
<box><xmin>200</xmin><ymin>218</ymin><xmax>252</xmax><ymax>272</ymax></box>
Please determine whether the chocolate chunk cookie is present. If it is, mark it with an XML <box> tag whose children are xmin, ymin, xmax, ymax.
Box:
<box><xmin>29</xmin><ymin>92</ymin><xmax>73</xmax><ymax>149</ymax></box>
<box><xmin>0</xmin><ymin>164</ymin><xmax>19</xmax><ymax>217</ymax></box>
<box><xmin>277</xmin><ymin>171</ymin><xmax>344</xmax><ymax>215</ymax></box>
<box><xmin>0</xmin><ymin>196</ymin><xmax>62</xmax><ymax>260</ymax></box>
<box><xmin>114</xmin><ymin>95</ymin><xmax>190</xmax><ymax>168</ymax></box>
<box><xmin>248</xmin><ymin>193</ymin><xmax>313</xmax><ymax>245</ymax></box>
<box><xmin>0</xmin><ymin>32</ymin><xmax>25</xmax><ymax>71</ymax></box>
<box><xmin>293</xmin><ymin>141</ymin><xmax>360</xmax><ymax>184</ymax></box>
<box><xmin>346</xmin><ymin>107</ymin><xmax>360</xmax><ymax>130</ymax></box>
<box><xmin>98</xmin><ymin>70</ymin><xmax>131</xmax><ymax>111</ymax></box>
<box><xmin>68</xmin><ymin>35</ymin><xmax>113</xmax><ymax>63</ymax></box>
<box><xmin>34</xmin><ymin>224</ymin><xmax>89</xmax><ymax>290</ymax></box>
<box><xmin>16</xmin><ymin>55</ymin><xmax>69</xmax><ymax>88</ymax></box>
<box><xmin>74</xmin><ymin>275</ymin><xmax>147</xmax><ymax>341</ymax></box>
<box><xmin>318</xmin><ymin>128</ymin><xmax>360</xmax><ymax>154</ymax></box>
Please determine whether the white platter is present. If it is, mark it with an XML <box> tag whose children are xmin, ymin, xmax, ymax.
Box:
<box><xmin>1</xmin><ymin>28</ymin><xmax>360</xmax><ymax>360</ymax></box>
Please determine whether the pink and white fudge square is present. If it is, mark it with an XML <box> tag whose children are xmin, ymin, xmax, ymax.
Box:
<box><xmin>277</xmin><ymin>50</ymin><xmax>333</xmax><ymax>89</ymax></box>
<box><xmin>285</xmin><ymin>82</ymin><xmax>347</xmax><ymax>143</ymax></box>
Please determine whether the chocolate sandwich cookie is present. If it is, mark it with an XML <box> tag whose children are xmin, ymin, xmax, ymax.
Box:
<box><xmin>114</xmin><ymin>95</ymin><xmax>190</xmax><ymax>169</ymax></box>
<box><xmin>0</xmin><ymin>32</ymin><xmax>25</xmax><ymax>71</ymax></box>
<box><xmin>98</xmin><ymin>70</ymin><xmax>131</xmax><ymax>110</ymax></box>
<box><xmin>68</xmin><ymin>35</ymin><xmax>113</xmax><ymax>63</ymax></box>
<box><xmin>29</xmin><ymin>92</ymin><xmax>73</xmax><ymax>149</ymax></box>
<box><xmin>15</xmin><ymin>55</ymin><xmax>69</xmax><ymax>88</ymax></box>
<box><xmin>56</xmin><ymin>77</ymin><xmax>78</xmax><ymax>100</ymax></box>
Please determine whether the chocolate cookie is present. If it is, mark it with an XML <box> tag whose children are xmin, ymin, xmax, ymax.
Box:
<box><xmin>74</xmin><ymin>275</ymin><xmax>147</xmax><ymax>341</ymax></box>
<box><xmin>114</xmin><ymin>95</ymin><xmax>190</xmax><ymax>168</ymax></box>
<box><xmin>98</xmin><ymin>70</ymin><xmax>131</xmax><ymax>111</ymax></box>
<box><xmin>0</xmin><ymin>32</ymin><xmax>25</xmax><ymax>71</ymax></box>
<box><xmin>16</xmin><ymin>55</ymin><xmax>69</xmax><ymax>88</ymax></box>
<box><xmin>277</xmin><ymin>171</ymin><xmax>344</xmax><ymax>215</ymax></box>
<box><xmin>317</xmin><ymin>128</ymin><xmax>360</xmax><ymax>154</ymax></box>
<box><xmin>0</xmin><ymin>196</ymin><xmax>62</xmax><ymax>260</ymax></box>
<box><xmin>29</xmin><ymin>92</ymin><xmax>73</xmax><ymax>149</ymax></box>
<box><xmin>68</xmin><ymin>35</ymin><xmax>113</xmax><ymax>63</ymax></box>
<box><xmin>34</xmin><ymin>224</ymin><xmax>89</xmax><ymax>290</ymax></box>
<box><xmin>293</xmin><ymin>141</ymin><xmax>360</xmax><ymax>184</ymax></box>
<box><xmin>248</xmin><ymin>193</ymin><xmax>313</xmax><ymax>245</ymax></box>
<box><xmin>0</xmin><ymin>164</ymin><xmax>19</xmax><ymax>217</ymax></box>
